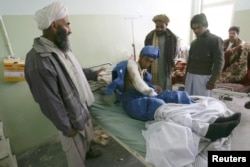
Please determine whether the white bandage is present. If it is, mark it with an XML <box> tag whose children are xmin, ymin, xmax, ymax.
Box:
<box><xmin>127</xmin><ymin>60</ymin><xmax>156</xmax><ymax>96</ymax></box>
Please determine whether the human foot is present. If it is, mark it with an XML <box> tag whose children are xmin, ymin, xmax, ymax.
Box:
<box><xmin>214</xmin><ymin>112</ymin><xmax>241</xmax><ymax>123</ymax></box>
<box><xmin>205</xmin><ymin>120</ymin><xmax>239</xmax><ymax>142</ymax></box>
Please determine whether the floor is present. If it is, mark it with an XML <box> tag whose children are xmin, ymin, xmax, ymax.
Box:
<box><xmin>216</xmin><ymin>92</ymin><xmax>250</xmax><ymax>150</ymax></box>
<box><xmin>17</xmin><ymin>135</ymin><xmax>145</xmax><ymax>167</ymax></box>
<box><xmin>16</xmin><ymin>88</ymin><xmax>250</xmax><ymax>167</ymax></box>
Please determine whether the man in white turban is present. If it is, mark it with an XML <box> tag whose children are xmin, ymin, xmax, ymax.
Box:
<box><xmin>34</xmin><ymin>1</ymin><xmax>68</xmax><ymax>30</ymax></box>
<box><xmin>25</xmin><ymin>1</ymin><xmax>102</xmax><ymax>167</ymax></box>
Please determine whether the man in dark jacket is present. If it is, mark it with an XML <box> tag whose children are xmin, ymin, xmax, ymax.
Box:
<box><xmin>25</xmin><ymin>2</ymin><xmax>101</xmax><ymax>167</ymax></box>
<box><xmin>185</xmin><ymin>13</ymin><xmax>224</xmax><ymax>96</ymax></box>
<box><xmin>144</xmin><ymin>14</ymin><xmax>178</xmax><ymax>90</ymax></box>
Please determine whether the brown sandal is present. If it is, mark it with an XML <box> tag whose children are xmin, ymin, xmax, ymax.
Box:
<box><xmin>219</xmin><ymin>95</ymin><xmax>233</xmax><ymax>101</ymax></box>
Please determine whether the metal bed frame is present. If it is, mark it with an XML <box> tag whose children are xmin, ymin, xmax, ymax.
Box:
<box><xmin>88</xmin><ymin>61</ymin><xmax>153</xmax><ymax>166</ymax></box>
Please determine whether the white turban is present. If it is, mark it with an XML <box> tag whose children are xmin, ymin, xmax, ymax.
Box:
<box><xmin>34</xmin><ymin>1</ymin><xmax>68</xmax><ymax>30</ymax></box>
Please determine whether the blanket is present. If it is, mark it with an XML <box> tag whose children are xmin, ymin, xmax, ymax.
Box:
<box><xmin>142</xmin><ymin>96</ymin><xmax>233</xmax><ymax>167</ymax></box>
<box><xmin>215</xmin><ymin>43</ymin><xmax>250</xmax><ymax>93</ymax></box>
<box><xmin>218</xmin><ymin>45</ymin><xmax>248</xmax><ymax>83</ymax></box>
<box><xmin>172</xmin><ymin>59</ymin><xmax>187</xmax><ymax>84</ymax></box>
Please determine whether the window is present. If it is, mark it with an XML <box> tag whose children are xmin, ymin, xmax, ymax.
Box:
<box><xmin>202</xmin><ymin>0</ymin><xmax>236</xmax><ymax>40</ymax></box>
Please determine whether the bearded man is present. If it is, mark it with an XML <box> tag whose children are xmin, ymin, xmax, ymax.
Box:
<box><xmin>25</xmin><ymin>2</ymin><xmax>102</xmax><ymax>167</ymax></box>
<box><xmin>144</xmin><ymin>14</ymin><xmax>178</xmax><ymax>90</ymax></box>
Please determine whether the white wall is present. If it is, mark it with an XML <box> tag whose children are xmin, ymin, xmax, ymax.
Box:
<box><xmin>0</xmin><ymin>0</ymin><xmax>193</xmax><ymax>66</ymax></box>
<box><xmin>233</xmin><ymin>0</ymin><xmax>250</xmax><ymax>42</ymax></box>
<box><xmin>235</xmin><ymin>0</ymin><xmax>250</xmax><ymax>11</ymax></box>
<box><xmin>1</xmin><ymin>0</ymin><xmax>191</xmax><ymax>15</ymax></box>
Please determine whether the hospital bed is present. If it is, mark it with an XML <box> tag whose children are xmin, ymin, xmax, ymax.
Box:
<box><xmin>90</xmin><ymin>90</ymin><xmax>150</xmax><ymax>166</ymax></box>
<box><xmin>87</xmin><ymin>63</ymin><xmax>236</xmax><ymax>167</ymax></box>
<box><xmin>88</xmin><ymin>63</ymin><xmax>150</xmax><ymax>166</ymax></box>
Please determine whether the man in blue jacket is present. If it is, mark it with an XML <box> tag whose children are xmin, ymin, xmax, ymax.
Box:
<box><xmin>107</xmin><ymin>45</ymin><xmax>240</xmax><ymax>142</ymax></box>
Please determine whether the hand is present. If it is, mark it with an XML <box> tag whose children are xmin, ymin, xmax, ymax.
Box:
<box><xmin>225</xmin><ymin>46</ymin><xmax>241</xmax><ymax>55</ymax></box>
<box><xmin>96</xmin><ymin>67</ymin><xmax>106</xmax><ymax>75</ymax></box>
<box><xmin>155</xmin><ymin>85</ymin><xmax>163</xmax><ymax>94</ymax></box>
<box><xmin>66</xmin><ymin>129</ymin><xmax>78</xmax><ymax>137</ymax></box>
<box><xmin>206</xmin><ymin>83</ymin><xmax>215</xmax><ymax>90</ymax></box>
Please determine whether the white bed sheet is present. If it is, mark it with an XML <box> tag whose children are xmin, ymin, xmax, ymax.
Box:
<box><xmin>142</xmin><ymin>96</ymin><xmax>233</xmax><ymax>167</ymax></box>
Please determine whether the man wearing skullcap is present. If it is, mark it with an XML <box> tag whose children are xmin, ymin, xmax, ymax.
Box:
<box><xmin>25</xmin><ymin>1</ymin><xmax>102</xmax><ymax>166</ymax></box>
<box><xmin>144</xmin><ymin>14</ymin><xmax>178</xmax><ymax>91</ymax></box>
<box><xmin>185</xmin><ymin>13</ymin><xmax>224</xmax><ymax>96</ymax></box>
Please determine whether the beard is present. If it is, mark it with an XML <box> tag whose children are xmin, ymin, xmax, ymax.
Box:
<box><xmin>54</xmin><ymin>26</ymin><xmax>70</xmax><ymax>52</ymax></box>
<box><xmin>156</xmin><ymin>30</ymin><xmax>165</xmax><ymax>36</ymax></box>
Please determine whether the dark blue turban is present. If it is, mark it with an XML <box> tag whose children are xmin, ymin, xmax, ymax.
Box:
<box><xmin>140</xmin><ymin>46</ymin><xmax>160</xmax><ymax>59</ymax></box>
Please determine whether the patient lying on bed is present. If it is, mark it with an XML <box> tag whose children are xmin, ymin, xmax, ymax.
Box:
<box><xmin>107</xmin><ymin>45</ymin><xmax>241</xmax><ymax>142</ymax></box>
<box><xmin>106</xmin><ymin>46</ymin><xmax>241</xmax><ymax>166</ymax></box>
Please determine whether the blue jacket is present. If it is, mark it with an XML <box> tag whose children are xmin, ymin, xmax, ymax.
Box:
<box><xmin>106</xmin><ymin>60</ymin><xmax>194</xmax><ymax>121</ymax></box>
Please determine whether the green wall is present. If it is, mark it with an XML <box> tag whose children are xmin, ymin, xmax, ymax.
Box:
<box><xmin>0</xmin><ymin>82</ymin><xmax>57</xmax><ymax>155</ymax></box>
<box><xmin>0</xmin><ymin>17</ymin><xmax>58</xmax><ymax>156</ymax></box>
<box><xmin>0</xmin><ymin>14</ymin><xmax>156</xmax><ymax>155</ymax></box>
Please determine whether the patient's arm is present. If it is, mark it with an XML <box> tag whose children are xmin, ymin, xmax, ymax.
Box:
<box><xmin>83</xmin><ymin>67</ymin><xmax>106</xmax><ymax>81</ymax></box>
<box><xmin>127</xmin><ymin>60</ymin><xmax>157</xmax><ymax>96</ymax></box>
